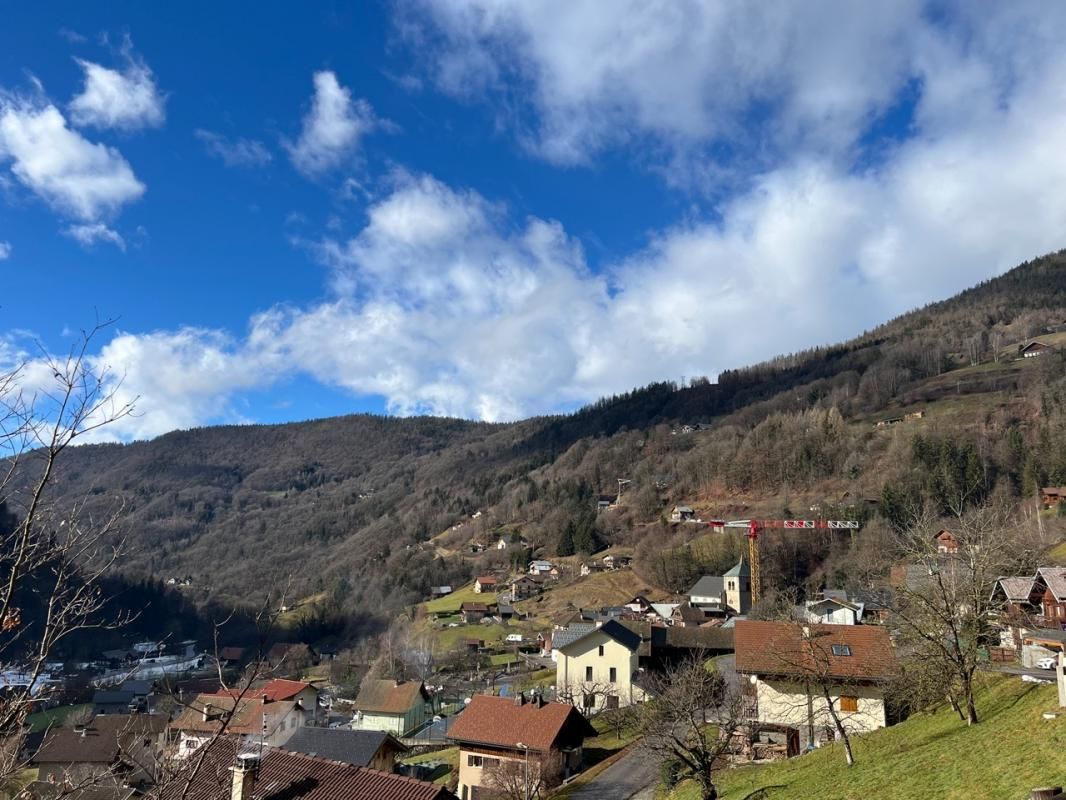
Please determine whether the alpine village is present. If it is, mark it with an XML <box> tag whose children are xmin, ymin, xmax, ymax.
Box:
<box><xmin>8</xmin><ymin>253</ymin><xmax>1066</xmax><ymax>800</ymax></box>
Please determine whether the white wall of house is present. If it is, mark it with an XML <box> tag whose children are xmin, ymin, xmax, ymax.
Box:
<box><xmin>556</xmin><ymin>630</ymin><xmax>642</xmax><ymax>711</ymax></box>
<box><xmin>804</xmin><ymin>603</ymin><xmax>858</xmax><ymax>626</ymax></box>
<box><xmin>753</xmin><ymin>677</ymin><xmax>886</xmax><ymax>747</ymax></box>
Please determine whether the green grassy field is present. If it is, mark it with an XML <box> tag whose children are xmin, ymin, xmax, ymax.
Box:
<box><xmin>24</xmin><ymin>703</ymin><xmax>91</xmax><ymax>733</ymax></box>
<box><xmin>423</xmin><ymin>583</ymin><xmax>483</xmax><ymax>615</ymax></box>
<box><xmin>664</xmin><ymin>675</ymin><xmax>1066</xmax><ymax>800</ymax></box>
<box><xmin>400</xmin><ymin>746</ymin><xmax>458</xmax><ymax>787</ymax></box>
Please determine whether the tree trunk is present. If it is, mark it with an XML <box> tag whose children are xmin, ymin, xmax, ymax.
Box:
<box><xmin>946</xmin><ymin>692</ymin><xmax>964</xmax><ymax>722</ymax></box>
<box><xmin>699</xmin><ymin>780</ymin><xmax>718</xmax><ymax>800</ymax></box>
<box><xmin>962</xmin><ymin>674</ymin><xmax>979</xmax><ymax>725</ymax></box>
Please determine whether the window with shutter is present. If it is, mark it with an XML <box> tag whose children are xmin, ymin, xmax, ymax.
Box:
<box><xmin>839</xmin><ymin>695</ymin><xmax>859</xmax><ymax>713</ymax></box>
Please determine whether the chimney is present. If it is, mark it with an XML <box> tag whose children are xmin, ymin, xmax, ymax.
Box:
<box><xmin>230</xmin><ymin>752</ymin><xmax>260</xmax><ymax>800</ymax></box>
<box><xmin>202</xmin><ymin>703</ymin><xmax>213</xmax><ymax>723</ymax></box>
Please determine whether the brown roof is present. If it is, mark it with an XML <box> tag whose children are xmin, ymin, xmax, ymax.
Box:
<box><xmin>352</xmin><ymin>680</ymin><xmax>429</xmax><ymax>715</ymax></box>
<box><xmin>447</xmin><ymin>696</ymin><xmax>595</xmax><ymax>753</ymax></box>
<box><xmin>219</xmin><ymin>647</ymin><xmax>245</xmax><ymax>661</ymax></box>
<box><xmin>460</xmin><ymin>602</ymin><xmax>490</xmax><ymax>613</ymax></box>
<box><xmin>734</xmin><ymin>621</ymin><xmax>896</xmax><ymax>682</ymax></box>
<box><xmin>168</xmin><ymin>694</ymin><xmax>299</xmax><ymax>736</ymax></box>
<box><xmin>475</xmin><ymin>576</ymin><xmax>497</xmax><ymax>584</ymax></box>
<box><xmin>33</xmin><ymin>714</ymin><xmax>166</xmax><ymax>765</ymax></box>
<box><xmin>161</xmin><ymin>737</ymin><xmax>454</xmax><ymax>800</ymax></box>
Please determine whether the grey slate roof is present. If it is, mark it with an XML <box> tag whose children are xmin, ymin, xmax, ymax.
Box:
<box><xmin>550</xmin><ymin>623</ymin><xmax>597</xmax><ymax>650</ymax></box>
<box><xmin>1039</xmin><ymin>567</ymin><xmax>1066</xmax><ymax>601</ymax></box>
<box><xmin>687</xmin><ymin>576</ymin><xmax>725</xmax><ymax>597</ymax></box>
<box><xmin>281</xmin><ymin>727</ymin><xmax>407</xmax><ymax>767</ymax></box>
<box><xmin>556</xmin><ymin>620</ymin><xmax>642</xmax><ymax>654</ymax></box>
<box><xmin>723</xmin><ymin>557</ymin><xmax>750</xmax><ymax>578</ymax></box>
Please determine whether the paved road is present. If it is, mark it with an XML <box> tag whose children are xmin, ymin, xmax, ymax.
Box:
<box><xmin>988</xmin><ymin>664</ymin><xmax>1056</xmax><ymax>681</ymax></box>
<box><xmin>569</xmin><ymin>746</ymin><xmax>657</xmax><ymax>800</ymax></box>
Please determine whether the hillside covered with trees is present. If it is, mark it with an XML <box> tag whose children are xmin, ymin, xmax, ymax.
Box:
<box><xmin>28</xmin><ymin>249</ymin><xmax>1066</xmax><ymax>641</ymax></box>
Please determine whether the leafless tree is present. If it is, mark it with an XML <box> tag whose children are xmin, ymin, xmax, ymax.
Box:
<box><xmin>890</xmin><ymin>504</ymin><xmax>1041</xmax><ymax>725</ymax></box>
<box><xmin>0</xmin><ymin>327</ymin><xmax>135</xmax><ymax>789</ymax></box>
<box><xmin>482</xmin><ymin>756</ymin><xmax>547</xmax><ymax>800</ymax></box>
<box><xmin>639</xmin><ymin>654</ymin><xmax>745</xmax><ymax>800</ymax></box>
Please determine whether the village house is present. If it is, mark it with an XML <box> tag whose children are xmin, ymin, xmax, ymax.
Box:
<box><xmin>281</xmin><ymin>727</ymin><xmax>409</xmax><ymax>771</ymax></box>
<box><xmin>579</xmin><ymin>561</ymin><xmax>606</xmax><ymax>577</ymax></box>
<box><xmin>460</xmin><ymin>601</ymin><xmax>493</xmax><ymax>624</ymax></box>
<box><xmin>735</xmin><ymin>621</ymin><xmax>897</xmax><ymax>750</ymax></box>
<box><xmin>161</xmin><ymin>738</ymin><xmax>455</xmax><ymax>800</ymax></box>
<box><xmin>32</xmin><ymin>714</ymin><xmax>167</xmax><ymax>787</ymax></box>
<box><xmin>351</xmin><ymin>679</ymin><xmax>434</xmax><ymax>737</ymax></box>
<box><xmin>602</xmin><ymin>555</ymin><xmax>632</xmax><ymax>570</ymax></box>
<box><xmin>1038</xmin><ymin>567</ymin><xmax>1066</xmax><ymax>623</ymax></box>
<box><xmin>670</xmin><ymin>505</ymin><xmax>696</xmax><ymax>522</ymax></box>
<box><xmin>803</xmin><ymin>597</ymin><xmax>862</xmax><ymax>626</ymax></box>
<box><xmin>168</xmin><ymin>695</ymin><xmax>304</xmax><ymax>759</ymax></box>
<box><xmin>597</xmin><ymin>494</ymin><xmax>617</xmax><ymax>512</ymax></box>
<box><xmin>430</xmin><ymin>585</ymin><xmax>453</xmax><ymax>598</ymax></box>
<box><xmin>625</xmin><ymin>595</ymin><xmax>652</xmax><ymax>614</ymax></box>
<box><xmin>529</xmin><ymin>560</ymin><xmax>554</xmax><ymax>576</ymax></box>
<box><xmin>510</xmin><ymin>574</ymin><xmax>544</xmax><ymax>601</ymax></box>
<box><xmin>687</xmin><ymin>575</ymin><xmax>726</xmax><ymax>612</ymax></box>
<box><xmin>473</xmin><ymin>576</ymin><xmax>497</xmax><ymax>594</ymax></box>
<box><xmin>1042</xmin><ymin>487</ymin><xmax>1066</xmax><ymax>509</ymax></box>
<box><xmin>206</xmin><ymin>678</ymin><xmax>319</xmax><ymax>724</ymax></box>
<box><xmin>1022</xmin><ymin>340</ymin><xmax>1052</xmax><ymax>357</ymax></box>
<box><xmin>447</xmin><ymin>694</ymin><xmax>596</xmax><ymax>800</ymax></box>
<box><xmin>991</xmin><ymin>575</ymin><xmax>1043</xmax><ymax>618</ymax></box>
<box><xmin>496</xmin><ymin>537</ymin><xmax>509</xmax><ymax>550</ymax></box>
<box><xmin>554</xmin><ymin>620</ymin><xmax>644</xmax><ymax>711</ymax></box>
<box><xmin>671</xmin><ymin>602</ymin><xmax>712</xmax><ymax>627</ymax></box>
<box><xmin>934</xmin><ymin>529</ymin><xmax>960</xmax><ymax>554</ymax></box>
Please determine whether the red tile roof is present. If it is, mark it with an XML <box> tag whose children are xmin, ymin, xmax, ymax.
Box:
<box><xmin>208</xmin><ymin>679</ymin><xmax>315</xmax><ymax>703</ymax></box>
<box><xmin>352</xmin><ymin>680</ymin><xmax>429</xmax><ymax>715</ymax></box>
<box><xmin>161</xmin><ymin>738</ymin><xmax>454</xmax><ymax>800</ymax></box>
<box><xmin>447</xmin><ymin>696</ymin><xmax>595</xmax><ymax>753</ymax></box>
<box><xmin>734</xmin><ymin>621</ymin><xmax>896</xmax><ymax>682</ymax></box>
<box><xmin>475</xmin><ymin>576</ymin><xmax>497</xmax><ymax>584</ymax></box>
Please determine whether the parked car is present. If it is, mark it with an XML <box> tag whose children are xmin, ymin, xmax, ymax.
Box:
<box><xmin>1036</xmin><ymin>656</ymin><xmax>1058</xmax><ymax>670</ymax></box>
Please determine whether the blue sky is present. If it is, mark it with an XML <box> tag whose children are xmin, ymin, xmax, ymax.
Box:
<box><xmin>3</xmin><ymin>2</ymin><xmax>1066</xmax><ymax>440</ymax></box>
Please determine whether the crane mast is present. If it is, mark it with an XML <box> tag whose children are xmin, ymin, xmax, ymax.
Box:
<box><xmin>705</xmin><ymin>518</ymin><xmax>861</xmax><ymax>606</ymax></box>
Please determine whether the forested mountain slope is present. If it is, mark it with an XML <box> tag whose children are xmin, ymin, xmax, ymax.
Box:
<box><xmin>36</xmin><ymin>249</ymin><xmax>1066</xmax><ymax>635</ymax></box>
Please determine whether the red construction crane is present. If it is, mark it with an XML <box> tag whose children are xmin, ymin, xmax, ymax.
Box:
<box><xmin>705</xmin><ymin>518</ymin><xmax>861</xmax><ymax>605</ymax></box>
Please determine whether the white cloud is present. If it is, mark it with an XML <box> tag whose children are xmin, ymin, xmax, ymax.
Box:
<box><xmin>10</xmin><ymin>5</ymin><xmax>1066</xmax><ymax>437</ymax></box>
<box><xmin>404</xmin><ymin>1</ymin><xmax>1066</xmax><ymax>178</ymax></box>
<box><xmin>64</xmin><ymin>222</ymin><xmax>125</xmax><ymax>250</ymax></box>
<box><xmin>286</xmin><ymin>71</ymin><xmax>379</xmax><ymax>176</ymax></box>
<box><xmin>69</xmin><ymin>53</ymin><xmax>165</xmax><ymax>130</ymax></box>
<box><xmin>0</xmin><ymin>241</ymin><xmax>10</xmax><ymax>260</ymax></box>
<box><xmin>195</xmin><ymin>129</ymin><xmax>272</xmax><ymax>167</ymax></box>
<box><xmin>0</xmin><ymin>99</ymin><xmax>145</xmax><ymax>220</ymax></box>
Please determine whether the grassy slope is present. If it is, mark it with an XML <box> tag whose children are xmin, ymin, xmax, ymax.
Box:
<box><xmin>423</xmin><ymin>583</ymin><xmax>483</xmax><ymax>615</ymax></box>
<box><xmin>667</xmin><ymin>676</ymin><xmax>1066</xmax><ymax>800</ymax></box>
<box><xmin>24</xmin><ymin>704</ymin><xmax>91</xmax><ymax>733</ymax></box>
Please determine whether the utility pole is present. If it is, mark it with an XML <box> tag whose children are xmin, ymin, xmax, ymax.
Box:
<box><xmin>517</xmin><ymin>742</ymin><xmax>530</xmax><ymax>800</ymax></box>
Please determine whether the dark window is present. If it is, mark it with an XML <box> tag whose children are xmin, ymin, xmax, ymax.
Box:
<box><xmin>598</xmin><ymin>645</ymin><xmax>605</xmax><ymax>656</ymax></box>
<box><xmin>831</xmin><ymin>644</ymin><xmax>852</xmax><ymax>656</ymax></box>
<box><xmin>582</xmin><ymin>693</ymin><xmax>595</xmax><ymax>709</ymax></box>
<box><xmin>606</xmin><ymin>695</ymin><xmax>619</xmax><ymax>710</ymax></box>
<box><xmin>609</xmin><ymin>667</ymin><xmax>617</xmax><ymax>683</ymax></box>
<box><xmin>585</xmin><ymin>666</ymin><xmax>593</xmax><ymax>681</ymax></box>
<box><xmin>468</xmin><ymin>755</ymin><xmax>484</xmax><ymax>767</ymax></box>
